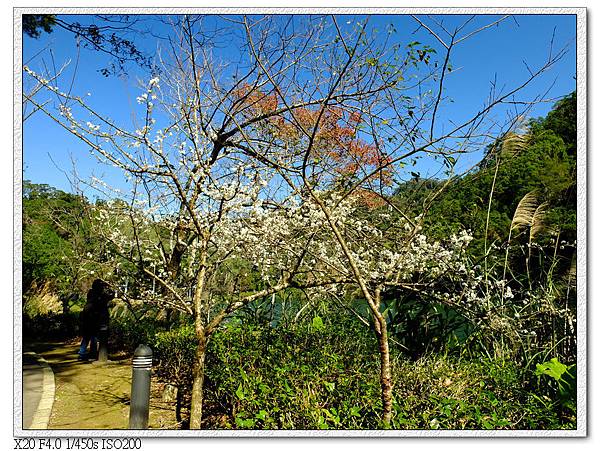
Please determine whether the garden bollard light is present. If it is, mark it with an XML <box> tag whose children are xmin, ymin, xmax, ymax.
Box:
<box><xmin>97</xmin><ymin>325</ymin><xmax>109</xmax><ymax>363</ymax></box>
<box><xmin>129</xmin><ymin>344</ymin><xmax>153</xmax><ymax>429</ymax></box>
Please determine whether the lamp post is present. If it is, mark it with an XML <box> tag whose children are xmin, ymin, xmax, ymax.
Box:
<box><xmin>97</xmin><ymin>324</ymin><xmax>109</xmax><ymax>363</ymax></box>
<box><xmin>129</xmin><ymin>345</ymin><xmax>153</xmax><ymax>429</ymax></box>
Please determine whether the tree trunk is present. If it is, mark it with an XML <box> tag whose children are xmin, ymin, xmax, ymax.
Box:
<box><xmin>375</xmin><ymin>317</ymin><xmax>393</xmax><ymax>428</ymax></box>
<box><xmin>314</xmin><ymin>198</ymin><xmax>395</xmax><ymax>428</ymax></box>
<box><xmin>189</xmin><ymin>245</ymin><xmax>209</xmax><ymax>429</ymax></box>
<box><xmin>189</xmin><ymin>335</ymin><xmax>207</xmax><ymax>429</ymax></box>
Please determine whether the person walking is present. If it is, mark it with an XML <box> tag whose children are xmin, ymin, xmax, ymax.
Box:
<box><xmin>95</xmin><ymin>280</ymin><xmax>113</xmax><ymax>362</ymax></box>
<box><xmin>78</xmin><ymin>279</ymin><xmax>114</xmax><ymax>361</ymax></box>
<box><xmin>78</xmin><ymin>294</ymin><xmax>98</xmax><ymax>361</ymax></box>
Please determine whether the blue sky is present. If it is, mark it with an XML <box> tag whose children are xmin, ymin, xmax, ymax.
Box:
<box><xmin>22</xmin><ymin>13</ymin><xmax>577</xmax><ymax>197</ymax></box>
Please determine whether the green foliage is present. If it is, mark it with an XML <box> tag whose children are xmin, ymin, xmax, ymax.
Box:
<box><xmin>203</xmin><ymin>319</ymin><xmax>382</xmax><ymax>429</ymax></box>
<box><xmin>392</xmin><ymin>356</ymin><xmax>572</xmax><ymax>429</ymax></box>
<box><xmin>535</xmin><ymin>357</ymin><xmax>568</xmax><ymax>381</ymax></box>
<box><xmin>421</xmin><ymin>92</ymin><xmax>576</xmax><ymax>248</ymax></box>
<box><xmin>534</xmin><ymin>358</ymin><xmax>577</xmax><ymax>414</ymax></box>
<box><xmin>23</xmin><ymin>311</ymin><xmax>80</xmax><ymax>340</ymax></box>
<box><xmin>382</xmin><ymin>293</ymin><xmax>472</xmax><ymax>360</ymax></box>
<box><xmin>311</xmin><ymin>315</ymin><xmax>325</xmax><ymax>332</ymax></box>
<box><xmin>144</xmin><ymin>318</ymin><xmax>382</xmax><ymax>429</ymax></box>
<box><xmin>22</xmin><ymin>181</ymin><xmax>96</xmax><ymax>297</ymax></box>
<box><xmin>152</xmin><ymin>325</ymin><xmax>198</xmax><ymax>390</ymax></box>
<box><xmin>538</xmin><ymin>92</ymin><xmax>577</xmax><ymax>156</ymax></box>
<box><xmin>23</xmin><ymin>14</ymin><xmax>56</xmax><ymax>38</ymax></box>
<box><xmin>424</xmin><ymin>130</ymin><xmax>573</xmax><ymax>247</ymax></box>
<box><xmin>108</xmin><ymin>316</ymin><xmax>163</xmax><ymax>354</ymax></box>
<box><xmin>143</xmin><ymin>318</ymin><xmax>574</xmax><ymax>430</ymax></box>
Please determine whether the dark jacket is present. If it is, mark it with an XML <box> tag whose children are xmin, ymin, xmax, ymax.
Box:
<box><xmin>79</xmin><ymin>280</ymin><xmax>113</xmax><ymax>336</ymax></box>
<box><xmin>79</xmin><ymin>301</ymin><xmax>99</xmax><ymax>336</ymax></box>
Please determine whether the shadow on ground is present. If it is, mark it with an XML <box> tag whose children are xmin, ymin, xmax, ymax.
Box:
<box><xmin>24</xmin><ymin>341</ymin><xmax>179</xmax><ymax>430</ymax></box>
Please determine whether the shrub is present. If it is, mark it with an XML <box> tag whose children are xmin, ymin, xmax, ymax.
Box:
<box><xmin>108</xmin><ymin>316</ymin><xmax>162</xmax><ymax>355</ymax></box>
<box><xmin>23</xmin><ymin>311</ymin><xmax>80</xmax><ymax>340</ymax></box>
<box><xmin>533</xmin><ymin>357</ymin><xmax>577</xmax><ymax>421</ymax></box>
<box><xmin>203</xmin><ymin>320</ymin><xmax>382</xmax><ymax>429</ymax></box>
<box><xmin>23</xmin><ymin>283</ymin><xmax>62</xmax><ymax>317</ymax></box>
<box><xmin>152</xmin><ymin>325</ymin><xmax>198</xmax><ymax>387</ymax></box>
<box><xmin>133</xmin><ymin>317</ymin><xmax>576</xmax><ymax>430</ymax></box>
<box><xmin>391</xmin><ymin>356</ymin><xmax>573</xmax><ymax>429</ymax></box>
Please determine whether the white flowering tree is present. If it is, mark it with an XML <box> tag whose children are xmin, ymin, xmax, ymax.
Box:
<box><xmin>23</xmin><ymin>14</ymin><xmax>566</xmax><ymax>428</ymax></box>
<box><xmin>228</xmin><ymin>15</ymin><xmax>567</xmax><ymax>425</ymax></box>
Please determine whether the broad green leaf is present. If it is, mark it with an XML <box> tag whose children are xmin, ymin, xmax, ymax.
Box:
<box><xmin>312</xmin><ymin>315</ymin><xmax>324</xmax><ymax>331</ymax></box>
<box><xmin>235</xmin><ymin>383</ymin><xmax>246</xmax><ymax>400</ymax></box>
<box><xmin>535</xmin><ymin>357</ymin><xmax>567</xmax><ymax>381</ymax></box>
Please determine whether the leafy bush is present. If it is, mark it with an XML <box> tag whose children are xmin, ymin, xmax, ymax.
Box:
<box><xmin>108</xmin><ymin>316</ymin><xmax>162</xmax><ymax>355</ymax></box>
<box><xmin>144</xmin><ymin>316</ymin><xmax>575</xmax><ymax>430</ymax></box>
<box><xmin>534</xmin><ymin>357</ymin><xmax>577</xmax><ymax>417</ymax></box>
<box><xmin>203</xmin><ymin>319</ymin><xmax>382</xmax><ymax>429</ymax></box>
<box><xmin>23</xmin><ymin>311</ymin><xmax>80</xmax><ymax>340</ymax></box>
<box><xmin>152</xmin><ymin>325</ymin><xmax>197</xmax><ymax>384</ymax></box>
<box><xmin>391</xmin><ymin>357</ymin><xmax>573</xmax><ymax>429</ymax></box>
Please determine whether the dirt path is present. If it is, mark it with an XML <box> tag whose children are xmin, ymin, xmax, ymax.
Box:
<box><xmin>28</xmin><ymin>341</ymin><xmax>179</xmax><ymax>430</ymax></box>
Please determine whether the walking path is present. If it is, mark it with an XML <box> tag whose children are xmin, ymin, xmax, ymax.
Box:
<box><xmin>22</xmin><ymin>341</ymin><xmax>178</xmax><ymax>430</ymax></box>
<box><xmin>22</xmin><ymin>352</ymin><xmax>55</xmax><ymax>429</ymax></box>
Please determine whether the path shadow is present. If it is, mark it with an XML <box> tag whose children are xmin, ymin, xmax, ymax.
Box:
<box><xmin>25</xmin><ymin>341</ymin><xmax>131</xmax><ymax>385</ymax></box>
<box><xmin>22</xmin><ymin>340</ymin><xmax>178</xmax><ymax>429</ymax></box>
